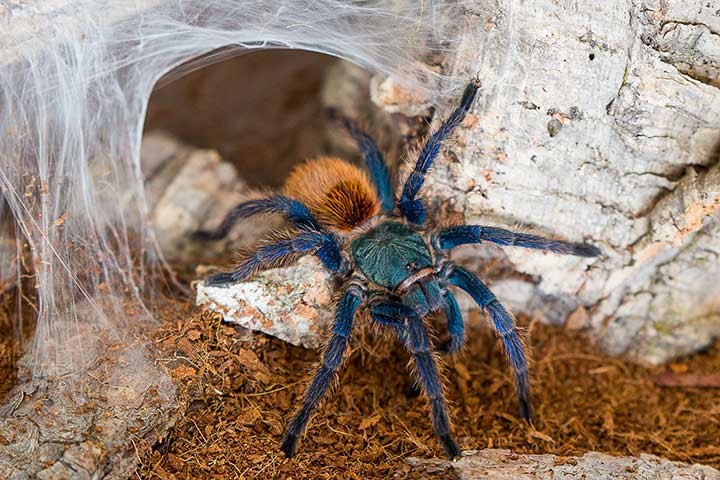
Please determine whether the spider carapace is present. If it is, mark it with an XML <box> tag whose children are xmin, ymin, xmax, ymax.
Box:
<box><xmin>194</xmin><ymin>79</ymin><xmax>600</xmax><ymax>459</ymax></box>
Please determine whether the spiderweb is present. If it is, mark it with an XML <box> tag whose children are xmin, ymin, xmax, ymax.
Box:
<box><xmin>0</xmin><ymin>0</ymin><xmax>511</xmax><ymax>377</ymax></box>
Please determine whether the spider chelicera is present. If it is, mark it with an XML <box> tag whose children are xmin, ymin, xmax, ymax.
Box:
<box><xmin>194</xmin><ymin>79</ymin><xmax>600</xmax><ymax>459</ymax></box>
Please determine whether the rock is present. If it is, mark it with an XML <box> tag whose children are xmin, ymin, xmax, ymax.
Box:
<box><xmin>373</xmin><ymin>0</ymin><xmax>720</xmax><ymax>364</ymax></box>
<box><xmin>404</xmin><ymin>449</ymin><xmax>720</xmax><ymax>480</ymax></box>
<box><xmin>0</xmin><ymin>304</ymin><xmax>180</xmax><ymax>479</ymax></box>
<box><xmin>321</xmin><ymin>61</ymin><xmax>406</xmax><ymax>165</ymax></box>
<box><xmin>142</xmin><ymin>132</ymin><xmax>273</xmax><ymax>262</ymax></box>
<box><xmin>369</xmin><ymin>72</ymin><xmax>434</xmax><ymax>117</ymax></box>
<box><xmin>195</xmin><ymin>256</ymin><xmax>334</xmax><ymax>348</ymax></box>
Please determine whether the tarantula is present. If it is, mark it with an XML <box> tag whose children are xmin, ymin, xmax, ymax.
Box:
<box><xmin>194</xmin><ymin>79</ymin><xmax>600</xmax><ymax>459</ymax></box>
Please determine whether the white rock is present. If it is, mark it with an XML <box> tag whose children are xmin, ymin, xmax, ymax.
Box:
<box><xmin>196</xmin><ymin>256</ymin><xmax>334</xmax><ymax>348</ymax></box>
<box><xmin>369</xmin><ymin>72</ymin><xmax>434</xmax><ymax>117</ymax></box>
<box><xmin>141</xmin><ymin>132</ymin><xmax>273</xmax><ymax>262</ymax></box>
<box><xmin>405</xmin><ymin>449</ymin><xmax>720</xmax><ymax>480</ymax></box>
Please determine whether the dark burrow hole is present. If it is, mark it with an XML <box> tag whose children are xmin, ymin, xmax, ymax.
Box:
<box><xmin>145</xmin><ymin>49</ymin><xmax>402</xmax><ymax>189</ymax></box>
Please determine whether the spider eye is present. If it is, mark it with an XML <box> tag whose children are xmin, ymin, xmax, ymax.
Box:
<box><xmin>406</xmin><ymin>261</ymin><xmax>417</xmax><ymax>272</ymax></box>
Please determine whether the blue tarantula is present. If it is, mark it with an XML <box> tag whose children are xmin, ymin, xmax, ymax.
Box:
<box><xmin>195</xmin><ymin>79</ymin><xmax>600</xmax><ymax>459</ymax></box>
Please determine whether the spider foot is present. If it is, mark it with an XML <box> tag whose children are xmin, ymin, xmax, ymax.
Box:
<box><xmin>440</xmin><ymin>434</ymin><xmax>462</xmax><ymax>460</ymax></box>
<box><xmin>519</xmin><ymin>397</ymin><xmax>533</xmax><ymax>423</ymax></box>
<box><xmin>190</xmin><ymin>229</ymin><xmax>224</xmax><ymax>241</ymax></box>
<box><xmin>280</xmin><ymin>433</ymin><xmax>299</xmax><ymax>458</ymax></box>
<box><xmin>205</xmin><ymin>272</ymin><xmax>237</xmax><ymax>287</ymax></box>
<box><xmin>573</xmin><ymin>243</ymin><xmax>602</xmax><ymax>257</ymax></box>
<box><xmin>405</xmin><ymin>380</ymin><xmax>422</xmax><ymax>399</ymax></box>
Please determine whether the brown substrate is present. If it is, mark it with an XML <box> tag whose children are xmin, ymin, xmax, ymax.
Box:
<box><xmin>139</xmin><ymin>300</ymin><xmax>720</xmax><ymax>479</ymax></box>
<box><xmin>0</xmin><ymin>294</ymin><xmax>17</xmax><ymax>403</ymax></box>
<box><xmin>0</xmin><ymin>287</ymin><xmax>35</xmax><ymax>404</ymax></box>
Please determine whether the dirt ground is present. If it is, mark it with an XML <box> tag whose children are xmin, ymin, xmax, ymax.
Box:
<box><xmin>136</xmin><ymin>285</ymin><xmax>720</xmax><ymax>479</ymax></box>
<box><xmin>0</xmin><ymin>296</ymin><xmax>17</xmax><ymax>402</ymax></box>
<box><xmin>0</xmin><ymin>271</ymin><xmax>717</xmax><ymax>480</ymax></box>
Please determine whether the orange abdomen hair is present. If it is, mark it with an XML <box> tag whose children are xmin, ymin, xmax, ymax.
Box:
<box><xmin>284</xmin><ymin>157</ymin><xmax>380</xmax><ymax>231</ymax></box>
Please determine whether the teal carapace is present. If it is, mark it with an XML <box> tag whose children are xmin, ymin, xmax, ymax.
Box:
<box><xmin>350</xmin><ymin>221</ymin><xmax>433</xmax><ymax>289</ymax></box>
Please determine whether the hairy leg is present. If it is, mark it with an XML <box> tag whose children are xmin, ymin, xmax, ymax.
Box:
<box><xmin>281</xmin><ymin>285</ymin><xmax>365</xmax><ymax>457</ymax></box>
<box><xmin>437</xmin><ymin>225</ymin><xmax>600</xmax><ymax>257</ymax></box>
<box><xmin>206</xmin><ymin>231</ymin><xmax>342</xmax><ymax>286</ymax></box>
<box><xmin>446</xmin><ymin>265</ymin><xmax>532</xmax><ymax>421</ymax></box>
<box><xmin>399</xmin><ymin>80</ymin><xmax>480</xmax><ymax>225</ymax></box>
<box><xmin>371</xmin><ymin>302</ymin><xmax>462</xmax><ymax>459</ymax></box>
<box><xmin>330</xmin><ymin>110</ymin><xmax>393</xmax><ymax>211</ymax></box>
<box><xmin>192</xmin><ymin>195</ymin><xmax>323</xmax><ymax>241</ymax></box>
<box><xmin>439</xmin><ymin>290</ymin><xmax>465</xmax><ymax>354</ymax></box>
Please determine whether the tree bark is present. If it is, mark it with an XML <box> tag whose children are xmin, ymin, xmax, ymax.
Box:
<box><xmin>415</xmin><ymin>0</ymin><xmax>720</xmax><ymax>365</ymax></box>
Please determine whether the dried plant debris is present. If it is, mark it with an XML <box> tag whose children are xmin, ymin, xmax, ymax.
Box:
<box><xmin>139</xmin><ymin>302</ymin><xmax>720</xmax><ymax>479</ymax></box>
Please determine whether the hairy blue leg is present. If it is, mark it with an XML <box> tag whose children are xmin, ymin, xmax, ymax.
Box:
<box><xmin>399</xmin><ymin>80</ymin><xmax>480</xmax><ymax>224</ymax></box>
<box><xmin>442</xmin><ymin>290</ymin><xmax>465</xmax><ymax>354</ymax></box>
<box><xmin>399</xmin><ymin>290</ymin><xmax>464</xmax><ymax>398</ymax></box>
<box><xmin>447</xmin><ymin>266</ymin><xmax>531</xmax><ymax>421</ymax></box>
<box><xmin>333</xmin><ymin>113</ymin><xmax>393</xmax><ymax>211</ymax></box>
<box><xmin>192</xmin><ymin>195</ymin><xmax>323</xmax><ymax>241</ymax></box>
<box><xmin>438</xmin><ymin>225</ymin><xmax>600</xmax><ymax>257</ymax></box>
<box><xmin>281</xmin><ymin>286</ymin><xmax>365</xmax><ymax>458</ymax></box>
<box><xmin>369</xmin><ymin>302</ymin><xmax>407</xmax><ymax>342</ymax></box>
<box><xmin>370</xmin><ymin>302</ymin><xmax>462</xmax><ymax>459</ymax></box>
<box><xmin>205</xmin><ymin>231</ymin><xmax>342</xmax><ymax>286</ymax></box>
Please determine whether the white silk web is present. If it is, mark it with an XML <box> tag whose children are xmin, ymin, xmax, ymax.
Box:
<box><xmin>0</xmin><ymin>0</ymin><xmax>484</xmax><ymax>376</ymax></box>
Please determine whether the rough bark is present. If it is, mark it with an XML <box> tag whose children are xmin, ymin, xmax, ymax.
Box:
<box><xmin>0</xmin><ymin>311</ymin><xmax>180</xmax><ymax>479</ymax></box>
<box><xmin>412</xmin><ymin>0</ymin><xmax>720</xmax><ymax>364</ymax></box>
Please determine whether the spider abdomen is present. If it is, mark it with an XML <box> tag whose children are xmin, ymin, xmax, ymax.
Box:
<box><xmin>284</xmin><ymin>157</ymin><xmax>380</xmax><ymax>231</ymax></box>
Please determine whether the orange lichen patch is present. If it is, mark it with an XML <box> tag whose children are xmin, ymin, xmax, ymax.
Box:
<box><xmin>284</xmin><ymin>157</ymin><xmax>380</xmax><ymax>231</ymax></box>
<box><xmin>676</xmin><ymin>195</ymin><xmax>720</xmax><ymax>242</ymax></box>
<box><xmin>635</xmin><ymin>241</ymin><xmax>670</xmax><ymax>262</ymax></box>
<box><xmin>462</xmin><ymin>113</ymin><xmax>480</xmax><ymax>129</ymax></box>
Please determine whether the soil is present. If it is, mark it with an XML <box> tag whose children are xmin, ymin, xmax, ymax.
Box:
<box><xmin>0</xmin><ymin>294</ymin><xmax>17</xmax><ymax>402</ymax></box>
<box><xmin>137</xmin><ymin>286</ymin><xmax>720</xmax><ymax>479</ymax></box>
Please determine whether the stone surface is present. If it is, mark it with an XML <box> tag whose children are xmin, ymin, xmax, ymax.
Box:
<box><xmin>0</xmin><ymin>305</ymin><xmax>180</xmax><ymax>479</ymax></box>
<box><xmin>370</xmin><ymin>71</ymin><xmax>434</xmax><ymax>117</ymax></box>
<box><xmin>142</xmin><ymin>131</ymin><xmax>273</xmax><ymax>262</ymax></box>
<box><xmin>404</xmin><ymin>449</ymin><xmax>720</xmax><ymax>480</ymax></box>
<box><xmin>371</xmin><ymin>0</ymin><xmax>720</xmax><ymax>364</ymax></box>
<box><xmin>195</xmin><ymin>256</ymin><xmax>334</xmax><ymax>348</ymax></box>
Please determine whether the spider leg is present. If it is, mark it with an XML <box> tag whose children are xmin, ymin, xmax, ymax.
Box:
<box><xmin>437</xmin><ymin>225</ymin><xmax>600</xmax><ymax>257</ymax></box>
<box><xmin>399</xmin><ymin>290</ymin><xmax>464</xmax><ymax>398</ymax></box>
<box><xmin>441</xmin><ymin>289</ymin><xmax>465</xmax><ymax>354</ymax></box>
<box><xmin>370</xmin><ymin>302</ymin><xmax>462</xmax><ymax>459</ymax></box>
<box><xmin>281</xmin><ymin>285</ymin><xmax>365</xmax><ymax>458</ymax></box>
<box><xmin>205</xmin><ymin>231</ymin><xmax>342</xmax><ymax>286</ymax></box>
<box><xmin>399</xmin><ymin>80</ymin><xmax>480</xmax><ymax>225</ymax></box>
<box><xmin>332</xmin><ymin>111</ymin><xmax>393</xmax><ymax>211</ymax></box>
<box><xmin>192</xmin><ymin>195</ymin><xmax>323</xmax><ymax>241</ymax></box>
<box><xmin>445</xmin><ymin>265</ymin><xmax>532</xmax><ymax>422</ymax></box>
